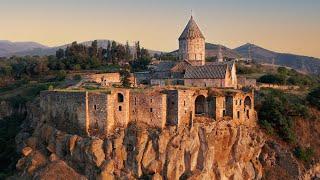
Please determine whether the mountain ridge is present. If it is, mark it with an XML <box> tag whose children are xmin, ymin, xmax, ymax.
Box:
<box><xmin>1</xmin><ymin>40</ymin><xmax>319</xmax><ymax>74</ymax></box>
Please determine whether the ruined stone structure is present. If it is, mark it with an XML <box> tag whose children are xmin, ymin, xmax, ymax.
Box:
<box><xmin>83</xmin><ymin>73</ymin><xmax>121</xmax><ymax>87</ymax></box>
<box><xmin>40</xmin><ymin>87</ymin><xmax>255</xmax><ymax>137</ymax></box>
<box><xmin>179</xmin><ymin>16</ymin><xmax>206</xmax><ymax>66</ymax></box>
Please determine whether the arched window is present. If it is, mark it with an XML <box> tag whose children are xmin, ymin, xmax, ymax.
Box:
<box><xmin>244</xmin><ymin>96</ymin><xmax>252</xmax><ymax>109</ymax></box>
<box><xmin>118</xmin><ymin>93</ymin><xmax>124</xmax><ymax>103</ymax></box>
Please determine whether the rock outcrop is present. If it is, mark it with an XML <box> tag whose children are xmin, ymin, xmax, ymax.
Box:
<box><xmin>14</xmin><ymin>121</ymin><xmax>265</xmax><ymax>179</ymax></box>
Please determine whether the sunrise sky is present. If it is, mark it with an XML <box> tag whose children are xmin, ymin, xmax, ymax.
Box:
<box><xmin>1</xmin><ymin>0</ymin><xmax>319</xmax><ymax>57</ymax></box>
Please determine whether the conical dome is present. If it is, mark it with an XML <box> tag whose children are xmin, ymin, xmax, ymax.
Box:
<box><xmin>179</xmin><ymin>16</ymin><xmax>205</xmax><ymax>40</ymax></box>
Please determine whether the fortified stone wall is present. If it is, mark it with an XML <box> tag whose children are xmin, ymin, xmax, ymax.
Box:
<box><xmin>40</xmin><ymin>91</ymin><xmax>88</xmax><ymax>136</ymax></box>
<box><xmin>130</xmin><ymin>91</ymin><xmax>167</xmax><ymax>128</ymax></box>
<box><xmin>40</xmin><ymin>88</ymin><xmax>256</xmax><ymax>137</ymax></box>
<box><xmin>177</xmin><ymin>89</ymin><xmax>197</xmax><ymax>126</ymax></box>
<box><xmin>87</xmin><ymin>92</ymin><xmax>109</xmax><ymax>136</ymax></box>
<box><xmin>110</xmin><ymin>89</ymin><xmax>130</xmax><ymax>128</ymax></box>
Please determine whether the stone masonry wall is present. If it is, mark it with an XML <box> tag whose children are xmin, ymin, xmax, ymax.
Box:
<box><xmin>40</xmin><ymin>91</ymin><xmax>88</xmax><ymax>136</ymax></box>
<box><xmin>184</xmin><ymin>79</ymin><xmax>225</xmax><ymax>88</ymax></box>
<box><xmin>87</xmin><ymin>92</ymin><xmax>109</xmax><ymax>136</ymax></box>
<box><xmin>130</xmin><ymin>91</ymin><xmax>167</xmax><ymax>128</ymax></box>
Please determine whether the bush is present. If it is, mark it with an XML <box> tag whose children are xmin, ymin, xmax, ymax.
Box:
<box><xmin>0</xmin><ymin>114</ymin><xmax>25</xmax><ymax>178</ymax></box>
<box><xmin>258</xmin><ymin>74</ymin><xmax>286</xmax><ymax>84</ymax></box>
<box><xmin>256</xmin><ymin>90</ymin><xmax>310</xmax><ymax>143</ymax></box>
<box><xmin>307</xmin><ymin>87</ymin><xmax>320</xmax><ymax>109</ymax></box>
<box><xmin>293</xmin><ymin>146</ymin><xmax>315</xmax><ymax>163</ymax></box>
<box><xmin>73</xmin><ymin>74</ymin><xmax>82</xmax><ymax>81</ymax></box>
<box><xmin>56</xmin><ymin>70</ymin><xmax>67</xmax><ymax>81</ymax></box>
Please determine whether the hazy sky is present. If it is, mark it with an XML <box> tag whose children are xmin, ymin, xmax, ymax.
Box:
<box><xmin>1</xmin><ymin>0</ymin><xmax>319</xmax><ymax>57</ymax></box>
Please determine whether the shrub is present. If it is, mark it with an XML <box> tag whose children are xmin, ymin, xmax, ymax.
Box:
<box><xmin>293</xmin><ymin>146</ymin><xmax>315</xmax><ymax>163</ymax></box>
<box><xmin>258</xmin><ymin>74</ymin><xmax>286</xmax><ymax>84</ymax></box>
<box><xmin>56</xmin><ymin>70</ymin><xmax>67</xmax><ymax>81</ymax></box>
<box><xmin>307</xmin><ymin>87</ymin><xmax>320</xmax><ymax>109</ymax></box>
<box><xmin>73</xmin><ymin>74</ymin><xmax>82</xmax><ymax>81</ymax></box>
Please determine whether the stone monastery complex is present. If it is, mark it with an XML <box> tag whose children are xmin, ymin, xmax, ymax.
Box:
<box><xmin>40</xmin><ymin>16</ymin><xmax>256</xmax><ymax>137</ymax></box>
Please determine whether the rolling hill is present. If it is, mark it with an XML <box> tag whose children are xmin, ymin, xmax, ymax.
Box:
<box><xmin>0</xmin><ymin>40</ymin><xmax>48</xmax><ymax>57</ymax></box>
<box><xmin>0</xmin><ymin>40</ymin><xmax>163</xmax><ymax>57</ymax></box>
<box><xmin>234</xmin><ymin>43</ymin><xmax>320</xmax><ymax>75</ymax></box>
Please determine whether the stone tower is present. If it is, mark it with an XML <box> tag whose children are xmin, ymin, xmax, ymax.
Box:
<box><xmin>179</xmin><ymin>16</ymin><xmax>205</xmax><ymax>66</ymax></box>
<box><xmin>217</xmin><ymin>45</ymin><xmax>223</xmax><ymax>62</ymax></box>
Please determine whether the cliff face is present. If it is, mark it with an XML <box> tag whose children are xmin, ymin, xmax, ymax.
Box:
<box><xmin>15</xmin><ymin>118</ymin><xmax>264</xmax><ymax>179</ymax></box>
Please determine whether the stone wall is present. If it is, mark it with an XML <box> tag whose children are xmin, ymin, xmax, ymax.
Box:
<box><xmin>179</xmin><ymin>38</ymin><xmax>205</xmax><ymax>65</ymax></box>
<box><xmin>184</xmin><ymin>79</ymin><xmax>225</xmax><ymax>88</ymax></box>
<box><xmin>40</xmin><ymin>88</ymin><xmax>257</xmax><ymax>137</ymax></box>
<box><xmin>40</xmin><ymin>91</ymin><xmax>88</xmax><ymax>136</ymax></box>
<box><xmin>87</xmin><ymin>92</ymin><xmax>109</xmax><ymax>136</ymax></box>
<box><xmin>110</xmin><ymin>89</ymin><xmax>130</xmax><ymax>128</ymax></box>
<box><xmin>238</xmin><ymin>77</ymin><xmax>257</xmax><ymax>88</ymax></box>
<box><xmin>130</xmin><ymin>90</ymin><xmax>167</xmax><ymax>128</ymax></box>
<box><xmin>84</xmin><ymin>73</ymin><xmax>121</xmax><ymax>86</ymax></box>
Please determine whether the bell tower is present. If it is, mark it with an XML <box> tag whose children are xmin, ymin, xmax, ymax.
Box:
<box><xmin>178</xmin><ymin>16</ymin><xmax>205</xmax><ymax>66</ymax></box>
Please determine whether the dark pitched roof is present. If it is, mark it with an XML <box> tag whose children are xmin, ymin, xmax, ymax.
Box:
<box><xmin>205</xmin><ymin>60</ymin><xmax>236</xmax><ymax>66</ymax></box>
<box><xmin>184</xmin><ymin>64</ymin><xmax>228</xmax><ymax>79</ymax></box>
<box><xmin>171</xmin><ymin>60</ymin><xmax>192</xmax><ymax>72</ymax></box>
<box><xmin>179</xmin><ymin>16</ymin><xmax>205</xmax><ymax>40</ymax></box>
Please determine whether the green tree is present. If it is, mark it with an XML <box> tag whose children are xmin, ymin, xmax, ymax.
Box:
<box><xmin>120</xmin><ymin>69</ymin><xmax>131</xmax><ymax>87</ymax></box>
<box><xmin>56</xmin><ymin>48</ymin><xmax>64</xmax><ymax>59</ymax></box>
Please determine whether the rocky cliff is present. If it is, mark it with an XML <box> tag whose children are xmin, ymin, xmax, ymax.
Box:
<box><xmin>14</xmin><ymin>121</ymin><xmax>264</xmax><ymax>179</ymax></box>
<box><xmin>12</xmin><ymin>100</ymin><xmax>320</xmax><ymax>180</ymax></box>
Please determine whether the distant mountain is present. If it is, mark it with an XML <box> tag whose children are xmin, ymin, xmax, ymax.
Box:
<box><xmin>234</xmin><ymin>43</ymin><xmax>320</xmax><ymax>75</ymax></box>
<box><xmin>205</xmin><ymin>43</ymin><xmax>241</xmax><ymax>59</ymax></box>
<box><xmin>0</xmin><ymin>40</ymin><xmax>48</xmax><ymax>57</ymax></box>
<box><xmin>2</xmin><ymin>40</ymin><xmax>164</xmax><ymax>57</ymax></box>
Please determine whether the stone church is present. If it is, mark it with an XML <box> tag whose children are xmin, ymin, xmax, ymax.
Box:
<box><xmin>148</xmin><ymin>16</ymin><xmax>238</xmax><ymax>88</ymax></box>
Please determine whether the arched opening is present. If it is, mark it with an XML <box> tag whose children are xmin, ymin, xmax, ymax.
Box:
<box><xmin>244</xmin><ymin>96</ymin><xmax>252</xmax><ymax>109</ymax></box>
<box><xmin>244</xmin><ymin>96</ymin><xmax>252</xmax><ymax>119</ymax></box>
<box><xmin>118</xmin><ymin>93</ymin><xmax>124</xmax><ymax>103</ymax></box>
<box><xmin>195</xmin><ymin>95</ymin><xmax>206</xmax><ymax>115</ymax></box>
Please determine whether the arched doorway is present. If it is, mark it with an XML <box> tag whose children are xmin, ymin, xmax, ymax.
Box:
<box><xmin>195</xmin><ymin>95</ymin><xmax>206</xmax><ymax>115</ymax></box>
<box><xmin>244</xmin><ymin>96</ymin><xmax>252</xmax><ymax>119</ymax></box>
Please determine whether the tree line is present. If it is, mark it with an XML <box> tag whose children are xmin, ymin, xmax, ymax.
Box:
<box><xmin>0</xmin><ymin>40</ymin><xmax>152</xmax><ymax>86</ymax></box>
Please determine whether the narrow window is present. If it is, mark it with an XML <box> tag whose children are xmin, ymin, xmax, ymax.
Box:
<box><xmin>119</xmin><ymin>106</ymin><xmax>122</xmax><ymax>111</ymax></box>
<box><xmin>134</xmin><ymin>97</ymin><xmax>137</xmax><ymax>105</ymax></box>
<box><xmin>240</xmin><ymin>100</ymin><xmax>242</xmax><ymax>105</ymax></box>
<box><xmin>150</xmin><ymin>108</ymin><xmax>153</xmax><ymax>112</ymax></box>
<box><xmin>223</xmin><ymin>110</ymin><xmax>226</xmax><ymax>116</ymax></box>
<box><xmin>235</xmin><ymin>100</ymin><xmax>238</xmax><ymax>105</ymax></box>
<box><xmin>94</xmin><ymin>105</ymin><xmax>97</xmax><ymax>110</ymax></box>
<box><xmin>247</xmin><ymin>110</ymin><xmax>250</xmax><ymax>119</ymax></box>
<box><xmin>237</xmin><ymin>111</ymin><xmax>240</xmax><ymax>119</ymax></box>
<box><xmin>150</xmin><ymin>99</ymin><xmax>153</xmax><ymax>103</ymax></box>
<box><xmin>184</xmin><ymin>101</ymin><xmax>186</xmax><ymax>106</ymax></box>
